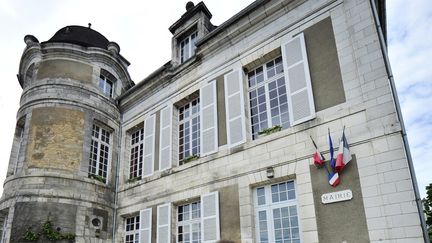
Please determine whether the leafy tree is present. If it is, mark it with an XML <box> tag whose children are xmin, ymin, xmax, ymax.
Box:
<box><xmin>424</xmin><ymin>183</ymin><xmax>432</xmax><ymax>241</ymax></box>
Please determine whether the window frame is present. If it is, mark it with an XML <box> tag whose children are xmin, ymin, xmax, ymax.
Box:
<box><xmin>178</xmin><ymin>97</ymin><xmax>200</xmax><ymax>165</ymax></box>
<box><xmin>99</xmin><ymin>74</ymin><xmax>114</xmax><ymax>98</ymax></box>
<box><xmin>179</xmin><ymin>31</ymin><xmax>198</xmax><ymax>63</ymax></box>
<box><xmin>88</xmin><ymin>124</ymin><xmax>112</xmax><ymax>183</ymax></box>
<box><xmin>247</xmin><ymin>56</ymin><xmax>290</xmax><ymax>140</ymax></box>
<box><xmin>124</xmin><ymin>215</ymin><xmax>140</xmax><ymax>243</ymax></box>
<box><xmin>176</xmin><ymin>201</ymin><xmax>201</xmax><ymax>243</ymax></box>
<box><xmin>254</xmin><ymin>180</ymin><xmax>302</xmax><ymax>243</ymax></box>
<box><xmin>129</xmin><ymin>127</ymin><xmax>144</xmax><ymax>180</ymax></box>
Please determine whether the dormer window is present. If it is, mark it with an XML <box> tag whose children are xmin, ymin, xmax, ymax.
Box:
<box><xmin>180</xmin><ymin>31</ymin><xmax>198</xmax><ymax>63</ymax></box>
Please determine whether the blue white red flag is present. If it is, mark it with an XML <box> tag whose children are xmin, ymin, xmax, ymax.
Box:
<box><xmin>335</xmin><ymin>130</ymin><xmax>352</xmax><ymax>173</ymax></box>
<box><xmin>328</xmin><ymin>130</ymin><xmax>336</xmax><ymax>169</ymax></box>
<box><xmin>328</xmin><ymin>172</ymin><xmax>340</xmax><ymax>187</ymax></box>
<box><xmin>310</xmin><ymin>137</ymin><xmax>325</xmax><ymax>166</ymax></box>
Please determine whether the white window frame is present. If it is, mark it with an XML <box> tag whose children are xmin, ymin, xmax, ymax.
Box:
<box><xmin>99</xmin><ymin>74</ymin><xmax>113</xmax><ymax>97</ymax></box>
<box><xmin>129</xmin><ymin>127</ymin><xmax>144</xmax><ymax>179</ymax></box>
<box><xmin>88</xmin><ymin>124</ymin><xmax>112</xmax><ymax>183</ymax></box>
<box><xmin>176</xmin><ymin>201</ymin><xmax>201</xmax><ymax>243</ymax></box>
<box><xmin>180</xmin><ymin>31</ymin><xmax>198</xmax><ymax>63</ymax></box>
<box><xmin>178</xmin><ymin>97</ymin><xmax>200</xmax><ymax>165</ymax></box>
<box><xmin>254</xmin><ymin>180</ymin><xmax>302</xmax><ymax>243</ymax></box>
<box><xmin>125</xmin><ymin>215</ymin><xmax>140</xmax><ymax>243</ymax></box>
<box><xmin>247</xmin><ymin>56</ymin><xmax>289</xmax><ymax>139</ymax></box>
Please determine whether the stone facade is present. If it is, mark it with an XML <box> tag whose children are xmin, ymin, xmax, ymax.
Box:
<box><xmin>0</xmin><ymin>0</ymin><xmax>427</xmax><ymax>243</ymax></box>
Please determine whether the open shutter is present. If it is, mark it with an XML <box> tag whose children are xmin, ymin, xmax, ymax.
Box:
<box><xmin>139</xmin><ymin>208</ymin><xmax>152</xmax><ymax>243</ymax></box>
<box><xmin>224</xmin><ymin>70</ymin><xmax>246</xmax><ymax>147</ymax></box>
<box><xmin>201</xmin><ymin>191</ymin><xmax>220</xmax><ymax>243</ymax></box>
<box><xmin>281</xmin><ymin>33</ymin><xmax>315</xmax><ymax>125</ymax></box>
<box><xmin>156</xmin><ymin>203</ymin><xmax>171</xmax><ymax>243</ymax></box>
<box><xmin>159</xmin><ymin>105</ymin><xmax>172</xmax><ymax>171</ymax></box>
<box><xmin>143</xmin><ymin>114</ymin><xmax>156</xmax><ymax>177</ymax></box>
<box><xmin>200</xmin><ymin>81</ymin><xmax>218</xmax><ymax>156</ymax></box>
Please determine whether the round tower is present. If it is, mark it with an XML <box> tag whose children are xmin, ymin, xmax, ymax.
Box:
<box><xmin>0</xmin><ymin>25</ymin><xmax>133</xmax><ymax>242</ymax></box>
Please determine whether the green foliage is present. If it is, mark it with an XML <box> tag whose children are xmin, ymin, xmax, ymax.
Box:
<box><xmin>22</xmin><ymin>219</ymin><xmax>76</xmax><ymax>242</ymax></box>
<box><xmin>23</xmin><ymin>228</ymin><xmax>39</xmax><ymax>241</ymax></box>
<box><xmin>258</xmin><ymin>125</ymin><xmax>282</xmax><ymax>136</ymax></box>
<box><xmin>424</xmin><ymin>183</ymin><xmax>432</xmax><ymax>241</ymax></box>
<box><xmin>183</xmin><ymin>154</ymin><xmax>199</xmax><ymax>163</ymax></box>
<box><xmin>89</xmin><ymin>174</ymin><xmax>106</xmax><ymax>183</ymax></box>
<box><xmin>127</xmin><ymin>176</ymin><xmax>141</xmax><ymax>183</ymax></box>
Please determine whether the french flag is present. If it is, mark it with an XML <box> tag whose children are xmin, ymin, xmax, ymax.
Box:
<box><xmin>328</xmin><ymin>172</ymin><xmax>340</xmax><ymax>187</ymax></box>
<box><xmin>311</xmin><ymin>137</ymin><xmax>325</xmax><ymax>166</ymax></box>
<box><xmin>335</xmin><ymin>130</ymin><xmax>352</xmax><ymax>173</ymax></box>
<box><xmin>328</xmin><ymin>130</ymin><xmax>335</xmax><ymax>169</ymax></box>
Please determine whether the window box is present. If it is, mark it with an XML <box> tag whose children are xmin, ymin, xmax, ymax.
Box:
<box><xmin>258</xmin><ymin>125</ymin><xmax>282</xmax><ymax>136</ymax></box>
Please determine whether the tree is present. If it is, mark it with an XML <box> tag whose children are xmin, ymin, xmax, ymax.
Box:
<box><xmin>424</xmin><ymin>183</ymin><xmax>432</xmax><ymax>241</ymax></box>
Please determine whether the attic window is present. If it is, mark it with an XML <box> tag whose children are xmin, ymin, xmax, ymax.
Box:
<box><xmin>179</xmin><ymin>31</ymin><xmax>198</xmax><ymax>63</ymax></box>
<box><xmin>99</xmin><ymin>75</ymin><xmax>113</xmax><ymax>97</ymax></box>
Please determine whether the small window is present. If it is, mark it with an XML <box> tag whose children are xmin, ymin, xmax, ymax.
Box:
<box><xmin>13</xmin><ymin>123</ymin><xmax>25</xmax><ymax>175</ymax></box>
<box><xmin>180</xmin><ymin>31</ymin><xmax>198</xmax><ymax>63</ymax></box>
<box><xmin>177</xmin><ymin>201</ymin><xmax>201</xmax><ymax>243</ymax></box>
<box><xmin>99</xmin><ymin>74</ymin><xmax>113</xmax><ymax>97</ymax></box>
<box><xmin>125</xmin><ymin>215</ymin><xmax>140</xmax><ymax>243</ymax></box>
<box><xmin>248</xmin><ymin>56</ymin><xmax>289</xmax><ymax>139</ymax></box>
<box><xmin>129</xmin><ymin>127</ymin><xmax>144</xmax><ymax>179</ymax></box>
<box><xmin>178</xmin><ymin>97</ymin><xmax>200</xmax><ymax>164</ymax></box>
<box><xmin>254</xmin><ymin>181</ymin><xmax>300</xmax><ymax>243</ymax></box>
<box><xmin>88</xmin><ymin>124</ymin><xmax>111</xmax><ymax>183</ymax></box>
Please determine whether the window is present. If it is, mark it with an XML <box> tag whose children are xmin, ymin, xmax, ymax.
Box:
<box><xmin>129</xmin><ymin>127</ymin><xmax>144</xmax><ymax>179</ymax></box>
<box><xmin>180</xmin><ymin>31</ymin><xmax>198</xmax><ymax>63</ymax></box>
<box><xmin>255</xmin><ymin>181</ymin><xmax>300</xmax><ymax>243</ymax></box>
<box><xmin>13</xmin><ymin>124</ymin><xmax>25</xmax><ymax>174</ymax></box>
<box><xmin>178</xmin><ymin>98</ymin><xmax>200</xmax><ymax>164</ymax></box>
<box><xmin>125</xmin><ymin>215</ymin><xmax>140</xmax><ymax>243</ymax></box>
<box><xmin>99</xmin><ymin>74</ymin><xmax>113</xmax><ymax>97</ymax></box>
<box><xmin>177</xmin><ymin>201</ymin><xmax>201</xmax><ymax>243</ymax></box>
<box><xmin>88</xmin><ymin>124</ymin><xmax>111</xmax><ymax>183</ymax></box>
<box><xmin>248</xmin><ymin>56</ymin><xmax>289</xmax><ymax>139</ymax></box>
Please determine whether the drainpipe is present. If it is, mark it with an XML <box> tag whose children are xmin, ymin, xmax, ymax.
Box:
<box><xmin>369</xmin><ymin>1</ymin><xmax>430</xmax><ymax>242</ymax></box>
<box><xmin>112</xmin><ymin>112</ymin><xmax>123</xmax><ymax>243</ymax></box>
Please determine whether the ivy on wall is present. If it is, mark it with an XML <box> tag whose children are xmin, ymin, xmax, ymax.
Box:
<box><xmin>22</xmin><ymin>219</ymin><xmax>75</xmax><ymax>242</ymax></box>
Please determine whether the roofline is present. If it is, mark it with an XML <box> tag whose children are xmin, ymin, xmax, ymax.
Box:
<box><xmin>196</xmin><ymin>0</ymin><xmax>270</xmax><ymax>47</ymax></box>
<box><xmin>117</xmin><ymin>61</ymin><xmax>171</xmax><ymax>101</ymax></box>
<box><xmin>169</xmin><ymin>1</ymin><xmax>212</xmax><ymax>34</ymax></box>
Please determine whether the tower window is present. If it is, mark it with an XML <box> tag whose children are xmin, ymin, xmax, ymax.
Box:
<box><xmin>99</xmin><ymin>75</ymin><xmax>113</xmax><ymax>97</ymax></box>
<box><xmin>88</xmin><ymin>124</ymin><xmax>111</xmax><ymax>183</ymax></box>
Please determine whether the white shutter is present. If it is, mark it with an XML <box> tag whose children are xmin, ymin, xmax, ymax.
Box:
<box><xmin>200</xmin><ymin>81</ymin><xmax>218</xmax><ymax>156</ymax></box>
<box><xmin>143</xmin><ymin>114</ymin><xmax>156</xmax><ymax>177</ymax></box>
<box><xmin>201</xmin><ymin>191</ymin><xmax>220</xmax><ymax>243</ymax></box>
<box><xmin>156</xmin><ymin>203</ymin><xmax>171</xmax><ymax>243</ymax></box>
<box><xmin>139</xmin><ymin>208</ymin><xmax>152</xmax><ymax>243</ymax></box>
<box><xmin>224</xmin><ymin>69</ymin><xmax>246</xmax><ymax>147</ymax></box>
<box><xmin>281</xmin><ymin>33</ymin><xmax>316</xmax><ymax>125</ymax></box>
<box><xmin>159</xmin><ymin>105</ymin><xmax>173</xmax><ymax>171</ymax></box>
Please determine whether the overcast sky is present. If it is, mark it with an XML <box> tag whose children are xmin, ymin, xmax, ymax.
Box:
<box><xmin>0</xmin><ymin>0</ymin><xmax>430</xmax><ymax>197</ymax></box>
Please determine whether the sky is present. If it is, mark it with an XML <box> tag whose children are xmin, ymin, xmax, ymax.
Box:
<box><xmin>0</xmin><ymin>0</ymin><xmax>430</xmax><ymax>198</ymax></box>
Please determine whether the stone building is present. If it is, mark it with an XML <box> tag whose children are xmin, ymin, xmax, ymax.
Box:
<box><xmin>0</xmin><ymin>0</ymin><xmax>428</xmax><ymax>242</ymax></box>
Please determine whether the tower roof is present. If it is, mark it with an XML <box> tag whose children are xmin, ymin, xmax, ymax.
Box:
<box><xmin>44</xmin><ymin>25</ymin><xmax>109</xmax><ymax>49</ymax></box>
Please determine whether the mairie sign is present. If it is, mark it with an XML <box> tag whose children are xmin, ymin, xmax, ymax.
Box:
<box><xmin>321</xmin><ymin>189</ymin><xmax>353</xmax><ymax>204</ymax></box>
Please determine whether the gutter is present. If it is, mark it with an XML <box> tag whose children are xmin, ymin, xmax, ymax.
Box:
<box><xmin>112</xmin><ymin>113</ymin><xmax>123</xmax><ymax>243</ymax></box>
<box><xmin>369</xmin><ymin>1</ymin><xmax>430</xmax><ymax>242</ymax></box>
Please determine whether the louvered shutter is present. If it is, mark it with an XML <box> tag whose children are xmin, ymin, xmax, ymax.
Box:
<box><xmin>139</xmin><ymin>208</ymin><xmax>152</xmax><ymax>243</ymax></box>
<box><xmin>159</xmin><ymin>106</ymin><xmax>172</xmax><ymax>171</ymax></box>
<box><xmin>281</xmin><ymin>33</ymin><xmax>316</xmax><ymax>125</ymax></box>
<box><xmin>200</xmin><ymin>81</ymin><xmax>218</xmax><ymax>156</ymax></box>
<box><xmin>157</xmin><ymin>203</ymin><xmax>171</xmax><ymax>243</ymax></box>
<box><xmin>201</xmin><ymin>191</ymin><xmax>220</xmax><ymax>243</ymax></box>
<box><xmin>224</xmin><ymin>70</ymin><xmax>246</xmax><ymax>147</ymax></box>
<box><xmin>143</xmin><ymin>114</ymin><xmax>156</xmax><ymax>177</ymax></box>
